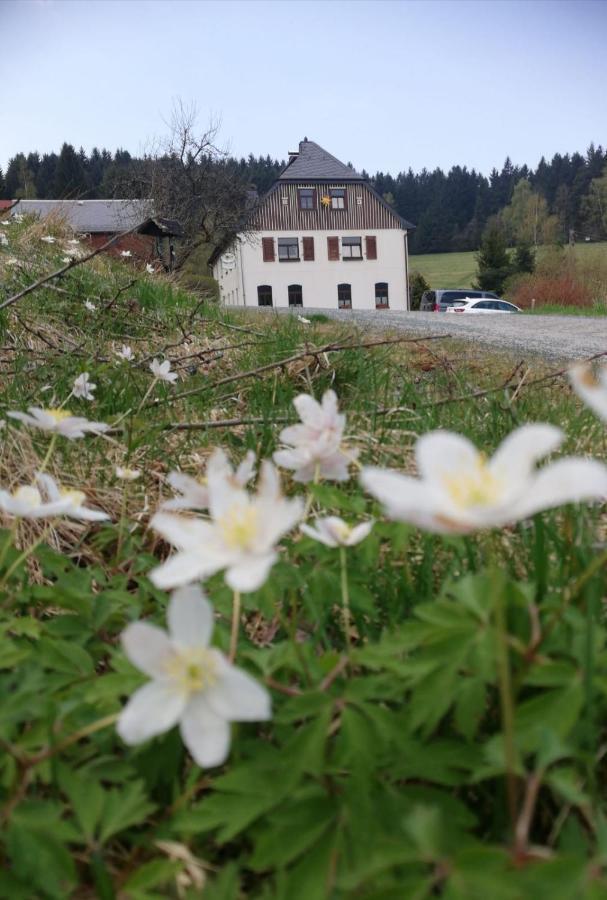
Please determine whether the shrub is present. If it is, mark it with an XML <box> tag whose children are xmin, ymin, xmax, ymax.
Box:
<box><xmin>408</xmin><ymin>270</ymin><xmax>430</xmax><ymax>310</ymax></box>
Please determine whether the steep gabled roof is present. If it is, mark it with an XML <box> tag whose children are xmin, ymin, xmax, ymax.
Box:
<box><xmin>278</xmin><ymin>139</ymin><xmax>363</xmax><ymax>181</ymax></box>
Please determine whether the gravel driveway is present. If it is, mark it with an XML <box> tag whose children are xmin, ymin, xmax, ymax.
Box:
<box><xmin>290</xmin><ymin>309</ymin><xmax>607</xmax><ymax>361</ymax></box>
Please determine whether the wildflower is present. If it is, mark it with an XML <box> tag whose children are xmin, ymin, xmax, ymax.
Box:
<box><xmin>570</xmin><ymin>363</ymin><xmax>607</xmax><ymax>422</ymax></box>
<box><xmin>67</xmin><ymin>239</ymin><xmax>80</xmax><ymax>245</ymax></box>
<box><xmin>120</xmin><ymin>249</ymin><xmax>132</xmax><ymax>258</ymax></box>
<box><xmin>0</xmin><ymin>233</ymin><xmax>8</xmax><ymax>247</ymax></box>
<box><xmin>36</xmin><ymin>474</ymin><xmax>109</xmax><ymax>522</ymax></box>
<box><xmin>0</xmin><ymin>220</ymin><xmax>10</xmax><ymax>226</ymax></box>
<box><xmin>146</xmin><ymin>263</ymin><xmax>155</xmax><ymax>274</ymax></box>
<box><xmin>297</xmin><ymin>315</ymin><xmax>311</xmax><ymax>324</ymax></box>
<box><xmin>273</xmin><ymin>389</ymin><xmax>358</xmax><ymax>482</ymax></box>
<box><xmin>117</xmin><ymin>584</ymin><xmax>271</xmax><ymax>767</ymax></box>
<box><xmin>41</xmin><ymin>235</ymin><xmax>56</xmax><ymax>244</ymax></box>
<box><xmin>116</xmin><ymin>466</ymin><xmax>141</xmax><ymax>481</ymax></box>
<box><xmin>361</xmin><ymin>424</ymin><xmax>607</xmax><ymax>534</ymax></box>
<box><xmin>0</xmin><ymin>484</ymin><xmax>69</xmax><ymax>519</ymax></box>
<box><xmin>116</xmin><ymin>344</ymin><xmax>134</xmax><ymax>361</ymax></box>
<box><xmin>62</xmin><ymin>257</ymin><xmax>71</xmax><ymax>264</ymax></box>
<box><xmin>301</xmin><ymin>516</ymin><xmax>374</xmax><ymax>547</ymax></box>
<box><xmin>8</xmin><ymin>407</ymin><xmax>110</xmax><ymax>439</ymax></box>
<box><xmin>6</xmin><ymin>258</ymin><xmax>18</xmax><ymax>266</ymax></box>
<box><xmin>150</xmin><ymin>457</ymin><xmax>303</xmax><ymax>592</ymax></box>
<box><xmin>84</xmin><ymin>300</ymin><xmax>96</xmax><ymax>312</ymax></box>
<box><xmin>150</xmin><ymin>358</ymin><xmax>178</xmax><ymax>384</ymax></box>
<box><xmin>162</xmin><ymin>449</ymin><xmax>256</xmax><ymax>512</ymax></box>
<box><xmin>72</xmin><ymin>372</ymin><xmax>96</xmax><ymax>401</ymax></box>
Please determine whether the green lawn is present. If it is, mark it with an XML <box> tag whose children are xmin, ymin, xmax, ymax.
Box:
<box><xmin>410</xmin><ymin>241</ymin><xmax>607</xmax><ymax>289</ymax></box>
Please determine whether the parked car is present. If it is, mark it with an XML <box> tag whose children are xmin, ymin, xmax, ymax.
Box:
<box><xmin>419</xmin><ymin>289</ymin><xmax>499</xmax><ymax>312</ymax></box>
<box><xmin>445</xmin><ymin>298</ymin><xmax>521</xmax><ymax>314</ymax></box>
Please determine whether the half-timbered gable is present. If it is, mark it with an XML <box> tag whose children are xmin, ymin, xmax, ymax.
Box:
<box><xmin>211</xmin><ymin>139</ymin><xmax>415</xmax><ymax>312</ymax></box>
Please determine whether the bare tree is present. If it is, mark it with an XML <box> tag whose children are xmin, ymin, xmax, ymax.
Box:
<box><xmin>112</xmin><ymin>100</ymin><xmax>256</xmax><ymax>267</ymax></box>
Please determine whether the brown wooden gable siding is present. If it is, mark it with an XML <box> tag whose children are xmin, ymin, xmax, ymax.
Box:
<box><xmin>251</xmin><ymin>182</ymin><xmax>403</xmax><ymax>231</ymax></box>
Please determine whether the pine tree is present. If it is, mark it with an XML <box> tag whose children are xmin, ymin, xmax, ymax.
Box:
<box><xmin>0</xmin><ymin>167</ymin><xmax>6</xmax><ymax>200</ymax></box>
<box><xmin>475</xmin><ymin>221</ymin><xmax>512</xmax><ymax>293</ymax></box>
<box><xmin>54</xmin><ymin>143</ymin><xmax>87</xmax><ymax>197</ymax></box>
<box><xmin>514</xmin><ymin>240</ymin><xmax>535</xmax><ymax>274</ymax></box>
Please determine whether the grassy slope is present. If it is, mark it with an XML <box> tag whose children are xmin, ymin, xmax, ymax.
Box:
<box><xmin>410</xmin><ymin>241</ymin><xmax>607</xmax><ymax>289</ymax></box>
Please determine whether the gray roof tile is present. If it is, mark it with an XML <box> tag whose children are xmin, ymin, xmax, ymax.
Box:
<box><xmin>278</xmin><ymin>140</ymin><xmax>362</xmax><ymax>181</ymax></box>
<box><xmin>10</xmin><ymin>199</ymin><xmax>155</xmax><ymax>233</ymax></box>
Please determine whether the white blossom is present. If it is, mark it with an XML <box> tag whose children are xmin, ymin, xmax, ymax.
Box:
<box><xmin>570</xmin><ymin>363</ymin><xmax>607</xmax><ymax>422</ymax></box>
<box><xmin>150</xmin><ymin>455</ymin><xmax>303</xmax><ymax>592</ymax></box>
<box><xmin>62</xmin><ymin>257</ymin><xmax>71</xmax><ymax>264</ymax></box>
<box><xmin>301</xmin><ymin>516</ymin><xmax>374</xmax><ymax>547</ymax></box>
<box><xmin>8</xmin><ymin>407</ymin><xmax>110</xmax><ymax>439</ymax></box>
<box><xmin>150</xmin><ymin>358</ymin><xmax>178</xmax><ymax>384</ymax></box>
<box><xmin>0</xmin><ymin>484</ymin><xmax>69</xmax><ymax>519</ymax></box>
<box><xmin>146</xmin><ymin>263</ymin><xmax>155</xmax><ymax>274</ymax></box>
<box><xmin>0</xmin><ymin>220</ymin><xmax>10</xmax><ymax>226</ymax></box>
<box><xmin>116</xmin><ymin>344</ymin><xmax>134</xmax><ymax>361</ymax></box>
<box><xmin>72</xmin><ymin>372</ymin><xmax>96</xmax><ymax>401</ymax></box>
<box><xmin>0</xmin><ymin>233</ymin><xmax>8</xmax><ymax>247</ymax></box>
<box><xmin>120</xmin><ymin>249</ymin><xmax>132</xmax><ymax>258</ymax></box>
<box><xmin>84</xmin><ymin>300</ymin><xmax>96</xmax><ymax>312</ymax></box>
<box><xmin>67</xmin><ymin>239</ymin><xmax>80</xmax><ymax>245</ymax></box>
<box><xmin>117</xmin><ymin>585</ymin><xmax>271</xmax><ymax>767</ymax></box>
<box><xmin>36</xmin><ymin>473</ymin><xmax>109</xmax><ymax>522</ymax></box>
<box><xmin>273</xmin><ymin>389</ymin><xmax>358</xmax><ymax>482</ymax></box>
<box><xmin>40</xmin><ymin>235</ymin><xmax>56</xmax><ymax>244</ymax></box>
<box><xmin>361</xmin><ymin>424</ymin><xmax>607</xmax><ymax>534</ymax></box>
<box><xmin>116</xmin><ymin>466</ymin><xmax>141</xmax><ymax>481</ymax></box>
<box><xmin>162</xmin><ymin>449</ymin><xmax>256</xmax><ymax>512</ymax></box>
<box><xmin>297</xmin><ymin>315</ymin><xmax>311</xmax><ymax>324</ymax></box>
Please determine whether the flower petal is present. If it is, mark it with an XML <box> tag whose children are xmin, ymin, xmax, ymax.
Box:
<box><xmin>117</xmin><ymin>680</ymin><xmax>186</xmax><ymax>745</ymax></box>
<box><xmin>207</xmin><ymin>660</ymin><xmax>272</xmax><ymax>722</ymax></box>
<box><xmin>180</xmin><ymin>694</ymin><xmax>231</xmax><ymax>767</ymax></box>
<box><xmin>510</xmin><ymin>457</ymin><xmax>607</xmax><ymax>521</ymax></box>
<box><xmin>151</xmin><ymin>512</ymin><xmax>213</xmax><ymax>550</ymax></box>
<box><xmin>415</xmin><ymin>431</ymin><xmax>480</xmax><ymax>482</ymax></box>
<box><xmin>225</xmin><ymin>552</ymin><xmax>277</xmax><ymax>592</ymax></box>
<box><xmin>347</xmin><ymin>520</ymin><xmax>374</xmax><ymax>545</ymax></box>
<box><xmin>300</xmin><ymin>523</ymin><xmax>336</xmax><ymax>547</ymax></box>
<box><xmin>168</xmin><ymin>584</ymin><xmax>214</xmax><ymax>648</ymax></box>
<box><xmin>489</xmin><ymin>424</ymin><xmax>563</xmax><ymax>481</ymax></box>
<box><xmin>570</xmin><ymin>363</ymin><xmax>607</xmax><ymax>422</ymax></box>
<box><xmin>293</xmin><ymin>393</ymin><xmax>323</xmax><ymax>427</ymax></box>
<box><xmin>121</xmin><ymin>622</ymin><xmax>173</xmax><ymax>677</ymax></box>
<box><xmin>150</xmin><ymin>550</ymin><xmax>221</xmax><ymax>590</ymax></box>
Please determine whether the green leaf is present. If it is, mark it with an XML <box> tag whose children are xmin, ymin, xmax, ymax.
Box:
<box><xmin>97</xmin><ymin>780</ymin><xmax>156</xmax><ymax>844</ymax></box>
<box><xmin>454</xmin><ymin>679</ymin><xmax>487</xmax><ymax>741</ymax></box>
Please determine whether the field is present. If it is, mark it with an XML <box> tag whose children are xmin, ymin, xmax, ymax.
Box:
<box><xmin>2</xmin><ymin>218</ymin><xmax>607</xmax><ymax>898</ymax></box>
<box><xmin>410</xmin><ymin>241</ymin><xmax>607</xmax><ymax>289</ymax></box>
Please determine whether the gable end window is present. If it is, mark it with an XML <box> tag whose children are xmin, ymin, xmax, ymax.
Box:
<box><xmin>330</xmin><ymin>188</ymin><xmax>347</xmax><ymax>210</ymax></box>
<box><xmin>262</xmin><ymin>237</ymin><xmax>275</xmax><ymax>262</ymax></box>
<box><xmin>278</xmin><ymin>237</ymin><xmax>299</xmax><ymax>261</ymax></box>
<box><xmin>257</xmin><ymin>285</ymin><xmax>273</xmax><ymax>307</ymax></box>
<box><xmin>365</xmin><ymin>236</ymin><xmax>377</xmax><ymax>260</ymax></box>
<box><xmin>337</xmin><ymin>283</ymin><xmax>352</xmax><ymax>309</ymax></box>
<box><xmin>342</xmin><ymin>237</ymin><xmax>362</xmax><ymax>260</ymax></box>
<box><xmin>375</xmin><ymin>282</ymin><xmax>389</xmax><ymax>308</ymax></box>
<box><xmin>288</xmin><ymin>284</ymin><xmax>303</xmax><ymax>307</ymax></box>
<box><xmin>298</xmin><ymin>188</ymin><xmax>316</xmax><ymax>210</ymax></box>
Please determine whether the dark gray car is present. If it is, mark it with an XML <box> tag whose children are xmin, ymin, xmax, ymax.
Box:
<box><xmin>419</xmin><ymin>289</ymin><xmax>499</xmax><ymax>312</ymax></box>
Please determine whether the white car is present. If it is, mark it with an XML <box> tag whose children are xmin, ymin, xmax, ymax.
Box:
<box><xmin>446</xmin><ymin>297</ymin><xmax>521</xmax><ymax>314</ymax></box>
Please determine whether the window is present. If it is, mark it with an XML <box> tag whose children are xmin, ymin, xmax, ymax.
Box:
<box><xmin>330</xmin><ymin>188</ymin><xmax>346</xmax><ymax>210</ymax></box>
<box><xmin>327</xmin><ymin>236</ymin><xmax>340</xmax><ymax>260</ymax></box>
<box><xmin>298</xmin><ymin>188</ymin><xmax>316</xmax><ymax>210</ymax></box>
<box><xmin>257</xmin><ymin>285</ymin><xmax>273</xmax><ymax>307</ymax></box>
<box><xmin>278</xmin><ymin>238</ymin><xmax>299</xmax><ymax>261</ymax></box>
<box><xmin>375</xmin><ymin>282</ymin><xmax>389</xmax><ymax>308</ymax></box>
<box><xmin>288</xmin><ymin>284</ymin><xmax>303</xmax><ymax>307</ymax></box>
<box><xmin>262</xmin><ymin>237</ymin><xmax>275</xmax><ymax>262</ymax></box>
<box><xmin>302</xmin><ymin>237</ymin><xmax>315</xmax><ymax>261</ymax></box>
<box><xmin>365</xmin><ymin>236</ymin><xmax>377</xmax><ymax>260</ymax></box>
<box><xmin>337</xmin><ymin>283</ymin><xmax>352</xmax><ymax>309</ymax></box>
<box><xmin>342</xmin><ymin>237</ymin><xmax>362</xmax><ymax>259</ymax></box>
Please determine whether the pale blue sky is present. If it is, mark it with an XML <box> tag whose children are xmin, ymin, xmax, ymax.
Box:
<box><xmin>1</xmin><ymin>0</ymin><xmax>606</xmax><ymax>176</ymax></box>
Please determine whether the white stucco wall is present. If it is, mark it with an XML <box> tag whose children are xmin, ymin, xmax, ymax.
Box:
<box><xmin>214</xmin><ymin>229</ymin><xmax>409</xmax><ymax>311</ymax></box>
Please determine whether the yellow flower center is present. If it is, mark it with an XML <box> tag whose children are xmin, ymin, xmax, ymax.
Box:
<box><xmin>333</xmin><ymin>522</ymin><xmax>352</xmax><ymax>542</ymax></box>
<box><xmin>164</xmin><ymin>647</ymin><xmax>217</xmax><ymax>694</ymax></box>
<box><xmin>218</xmin><ymin>503</ymin><xmax>259</xmax><ymax>550</ymax></box>
<box><xmin>443</xmin><ymin>456</ymin><xmax>504</xmax><ymax>509</ymax></box>
<box><xmin>13</xmin><ymin>486</ymin><xmax>42</xmax><ymax>507</ymax></box>
<box><xmin>60</xmin><ymin>488</ymin><xmax>85</xmax><ymax>506</ymax></box>
<box><xmin>44</xmin><ymin>408</ymin><xmax>72</xmax><ymax>422</ymax></box>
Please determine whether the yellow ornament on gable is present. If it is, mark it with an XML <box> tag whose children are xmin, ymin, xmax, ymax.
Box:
<box><xmin>320</xmin><ymin>195</ymin><xmax>331</xmax><ymax>207</ymax></box>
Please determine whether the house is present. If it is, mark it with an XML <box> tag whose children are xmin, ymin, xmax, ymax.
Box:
<box><xmin>210</xmin><ymin>139</ymin><xmax>414</xmax><ymax>311</ymax></box>
<box><xmin>8</xmin><ymin>199</ymin><xmax>183</xmax><ymax>268</ymax></box>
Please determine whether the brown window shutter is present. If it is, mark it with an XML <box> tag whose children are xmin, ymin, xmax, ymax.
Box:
<box><xmin>302</xmin><ymin>237</ymin><xmax>315</xmax><ymax>261</ymax></box>
<box><xmin>262</xmin><ymin>237</ymin><xmax>275</xmax><ymax>262</ymax></box>
<box><xmin>327</xmin><ymin>236</ymin><xmax>339</xmax><ymax>261</ymax></box>
<box><xmin>365</xmin><ymin>236</ymin><xmax>377</xmax><ymax>260</ymax></box>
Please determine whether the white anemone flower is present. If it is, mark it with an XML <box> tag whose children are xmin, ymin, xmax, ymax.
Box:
<box><xmin>361</xmin><ymin>424</ymin><xmax>607</xmax><ymax>534</ymax></box>
<box><xmin>301</xmin><ymin>516</ymin><xmax>374</xmax><ymax>548</ymax></box>
<box><xmin>40</xmin><ymin>235</ymin><xmax>56</xmax><ymax>244</ymax></box>
<box><xmin>116</xmin><ymin>344</ymin><xmax>134</xmax><ymax>361</ymax></box>
<box><xmin>0</xmin><ymin>484</ymin><xmax>70</xmax><ymax>519</ymax></box>
<box><xmin>162</xmin><ymin>449</ymin><xmax>256</xmax><ymax>512</ymax></box>
<box><xmin>72</xmin><ymin>372</ymin><xmax>96</xmax><ymax>401</ymax></box>
<box><xmin>84</xmin><ymin>300</ymin><xmax>96</xmax><ymax>312</ymax></box>
<box><xmin>1</xmin><ymin>220</ymin><xmax>10</xmax><ymax>226</ymax></box>
<box><xmin>116</xmin><ymin>466</ymin><xmax>141</xmax><ymax>481</ymax></box>
<box><xmin>570</xmin><ymin>363</ymin><xmax>607</xmax><ymax>422</ymax></box>
<box><xmin>7</xmin><ymin>407</ymin><xmax>110</xmax><ymax>439</ymax></box>
<box><xmin>150</xmin><ymin>456</ymin><xmax>304</xmax><ymax>592</ymax></box>
<box><xmin>297</xmin><ymin>315</ymin><xmax>311</xmax><ymax>325</ymax></box>
<box><xmin>0</xmin><ymin>233</ymin><xmax>8</xmax><ymax>247</ymax></box>
<box><xmin>120</xmin><ymin>249</ymin><xmax>132</xmax><ymax>258</ymax></box>
<box><xmin>67</xmin><ymin>239</ymin><xmax>80</xmax><ymax>245</ymax></box>
<box><xmin>273</xmin><ymin>389</ymin><xmax>358</xmax><ymax>483</ymax></box>
<box><xmin>36</xmin><ymin>474</ymin><xmax>109</xmax><ymax>522</ymax></box>
<box><xmin>117</xmin><ymin>584</ymin><xmax>271</xmax><ymax>767</ymax></box>
<box><xmin>146</xmin><ymin>263</ymin><xmax>155</xmax><ymax>274</ymax></box>
<box><xmin>150</xmin><ymin>358</ymin><xmax>178</xmax><ymax>384</ymax></box>
<box><xmin>62</xmin><ymin>257</ymin><xmax>71</xmax><ymax>264</ymax></box>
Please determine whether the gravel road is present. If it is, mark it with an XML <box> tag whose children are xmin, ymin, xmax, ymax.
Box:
<box><xmin>290</xmin><ymin>309</ymin><xmax>607</xmax><ymax>361</ymax></box>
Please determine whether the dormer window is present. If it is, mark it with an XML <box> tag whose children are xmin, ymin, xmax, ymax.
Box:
<box><xmin>298</xmin><ymin>188</ymin><xmax>316</xmax><ymax>210</ymax></box>
<box><xmin>330</xmin><ymin>188</ymin><xmax>346</xmax><ymax>210</ymax></box>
